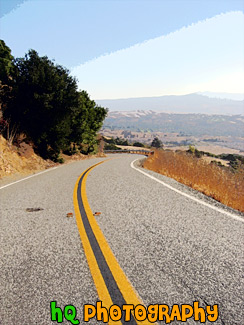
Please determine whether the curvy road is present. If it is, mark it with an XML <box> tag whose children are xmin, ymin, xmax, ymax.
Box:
<box><xmin>1</xmin><ymin>154</ymin><xmax>243</xmax><ymax>325</ymax></box>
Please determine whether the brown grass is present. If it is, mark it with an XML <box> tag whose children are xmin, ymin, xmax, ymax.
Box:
<box><xmin>0</xmin><ymin>135</ymin><xmax>107</xmax><ymax>181</ymax></box>
<box><xmin>0</xmin><ymin>135</ymin><xmax>54</xmax><ymax>178</ymax></box>
<box><xmin>143</xmin><ymin>149</ymin><xmax>244</xmax><ymax>213</ymax></box>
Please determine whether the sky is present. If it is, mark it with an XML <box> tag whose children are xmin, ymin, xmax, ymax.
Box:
<box><xmin>0</xmin><ymin>0</ymin><xmax>244</xmax><ymax>100</ymax></box>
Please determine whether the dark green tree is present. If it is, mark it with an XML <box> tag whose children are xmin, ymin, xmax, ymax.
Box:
<box><xmin>0</xmin><ymin>40</ymin><xmax>16</xmax><ymax>116</ymax></box>
<box><xmin>151</xmin><ymin>137</ymin><xmax>163</xmax><ymax>148</ymax></box>
<box><xmin>0</xmin><ymin>40</ymin><xmax>15</xmax><ymax>83</ymax></box>
<box><xmin>4</xmin><ymin>49</ymin><xmax>79</xmax><ymax>159</ymax></box>
<box><xmin>2</xmin><ymin>44</ymin><xmax>108</xmax><ymax>160</ymax></box>
<box><xmin>72</xmin><ymin>91</ymin><xmax>107</xmax><ymax>154</ymax></box>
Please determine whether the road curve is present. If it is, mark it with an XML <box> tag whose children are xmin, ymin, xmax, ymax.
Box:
<box><xmin>1</xmin><ymin>154</ymin><xmax>244</xmax><ymax>324</ymax></box>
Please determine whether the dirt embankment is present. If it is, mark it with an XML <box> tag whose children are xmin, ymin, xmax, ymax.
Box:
<box><xmin>0</xmin><ymin>135</ymin><xmax>55</xmax><ymax>179</ymax></box>
<box><xmin>0</xmin><ymin>135</ymin><xmax>106</xmax><ymax>182</ymax></box>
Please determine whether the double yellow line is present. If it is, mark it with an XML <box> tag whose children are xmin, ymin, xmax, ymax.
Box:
<box><xmin>73</xmin><ymin>160</ymin><xmax>152</xmax><ymax>324</ymax></box>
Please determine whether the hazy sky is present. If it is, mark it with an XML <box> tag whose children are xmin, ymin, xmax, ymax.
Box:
<box><xmin>1</xmin><ymin>0</ymin><xmax>244</xmax><ymax>99</ymax></box>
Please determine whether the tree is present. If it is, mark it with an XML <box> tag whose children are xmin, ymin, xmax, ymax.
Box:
<box><xmin>2</xmin><ymin>45</ymin><xmax>108</xmax><ymax>160</ymax></box>
<box><xmin>70</xmin><ymin>90</ymin><xmax>107</xmax><ymax>154</ymax></box>
<box><xmin>0</xmin><ymin>40</ymin><xmax>15</xmax><ymax>83</ymax></box>
<box><xmin>0</xmin><ymin>40</ymin><xmax>16</xmax><ymax>115</ymax></box>
<box><xmin>4</xmin><ymin>49</ymin><xmax>79</xmax><ymax>159</ymax></box>
<box><xmin>151</xmin><ymin>137</ymin><xmax>163</xmax><ymax>148</ymax></box>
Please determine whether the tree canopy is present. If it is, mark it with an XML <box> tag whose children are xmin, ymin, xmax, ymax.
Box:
<box><xmin>151</xmin><ymin>137</ymin><xmax>163</xmax><ymax>148</ymax></box>
<box><xmin>0</xmin><ymin>42</ymin><xmax>108</xmax><ymax>160</ymax></box>
<box><xmin>0</xmin><ymin>40</ymin><xmax>15</xmax><ymax>83</ymax></box>
<box><xmin>0</xmin><ymin>40</ymin><xmax>16</xmax><ymax>114</ymax></box>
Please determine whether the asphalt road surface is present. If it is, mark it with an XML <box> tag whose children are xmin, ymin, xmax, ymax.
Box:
<box><xmin>1</xmin><ymin>154</ymin><xmax>243</xmax><ymax>324</ymax></box>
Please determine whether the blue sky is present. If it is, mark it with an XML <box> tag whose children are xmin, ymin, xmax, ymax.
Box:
<box><xmin>0</xmin><ymin>0</ymin><xmax>244</xmax><ymax>99</ymax></box>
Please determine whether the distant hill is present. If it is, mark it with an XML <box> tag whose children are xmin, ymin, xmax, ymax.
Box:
<box><xmin>103</xmin><ymin>111</ymin><xmax>244</xmax><ymax>137</ymax></box>
<box><xmin>197</xmin><ymin>92</ymin><xmax>244</xmax><ymax>101</ymax></box>
<box><xmin>96</xmin><ymin>93</ymin><xmax>244</xmax><ymax>115</ymax></box>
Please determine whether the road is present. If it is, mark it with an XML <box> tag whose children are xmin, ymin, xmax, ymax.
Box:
<box><xmin>1</xmin><ymin>154</ymin><xmax>243</xmax><ymax>324</ymax></box>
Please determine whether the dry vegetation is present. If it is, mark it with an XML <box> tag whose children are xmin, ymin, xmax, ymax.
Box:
<box><xmin>0</xmin><ymin>135</ymin><xmax>54</xmax><ymax>178</ymax></box>
<box><xmin>143</xmin><ymin>149</ymin><xmax>244</xmax><ymax>213</ymax></box>
<box><xmin>0</xmin><ymin>135</ymin><xmax>105</xmax><ymax>181</ymax></box>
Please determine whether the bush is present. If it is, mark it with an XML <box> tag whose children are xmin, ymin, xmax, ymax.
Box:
<box><xmin>133</xmin><ymin>141</ymin><xmax>145</xmax><ymax>147</ymax></box>
<box><xmin>104</xmin><ymin>143</ymin><xmax>121</xmax><ymax>150</ymax></box>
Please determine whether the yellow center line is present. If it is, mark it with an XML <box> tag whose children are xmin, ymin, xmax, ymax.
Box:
<box><xmin>73</xmin><ymin>164</ymin><xmax>115</xmax><ymax>323</ymax></box>
<box><xmin>73</xmin><ymin>160</ymin><xmax>156</xmax><ymax>324</ymax></box>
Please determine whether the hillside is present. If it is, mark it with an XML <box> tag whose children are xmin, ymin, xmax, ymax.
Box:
<box><xmin>104</xmin><ymin>111</ymin><xmax>244</xmax><ymax>137</ymax></box>
<box><xmin>0</xmin><ymin>135</ymin><xmax>53</xmax><ymax>179</ymax></box>
<box><xmin>96</xmin><ymin>93</ymin><xmax>244</xmax><ymax>115</ymax></box>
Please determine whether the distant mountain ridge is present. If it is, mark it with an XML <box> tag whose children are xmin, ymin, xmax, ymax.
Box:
<box><xmin>197</xmin><ymin>92</ymin><xmax>244</xmax><ymax>101</ymax></box>
<box><xmin>96</xmin><ymin>93</ymin><xmax>244</xmax><ymax>115</ymax></box>
<box><xmin>104</xmin><ymin>110</ymin><xmax>244</xmax><ymax>137</ymax></box>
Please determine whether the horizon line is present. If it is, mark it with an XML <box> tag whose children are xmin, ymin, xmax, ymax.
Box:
<box><xmin>94</xmin><ymin>91</ymin><xmax>244</xmax><ymax>101</ymax></box>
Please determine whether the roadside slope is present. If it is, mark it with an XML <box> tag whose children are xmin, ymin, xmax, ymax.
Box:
<box><xmin>0</xmin><ymin>135</ymin><xmax>52</xmax><ymax>178</ymax></box>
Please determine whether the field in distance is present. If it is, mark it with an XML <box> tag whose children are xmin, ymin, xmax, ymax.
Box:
<box><xmin>102</xmin><ymin>110</ymin><xmax>244</xmax><ymax>153</ymax></box>
<box><xmin>101</xmin><ymin>128</ymin><xmax>244</xmax><ymax>156</ymax></box>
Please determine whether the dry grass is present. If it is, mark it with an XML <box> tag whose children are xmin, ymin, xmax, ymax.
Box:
<box><xmin>0</xmin><ymin>135</ymin><xmax>107</xmax><ymax>181</ymax></box>
<box><xmin>0</xmin><ymin>135</ymin><xmax>55</xmax><ymax>178</ymax></box>
<box><xmin>143</xmin><ymin>149</ymin><xmax>244</xmax><ymax>213</ymax></box>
